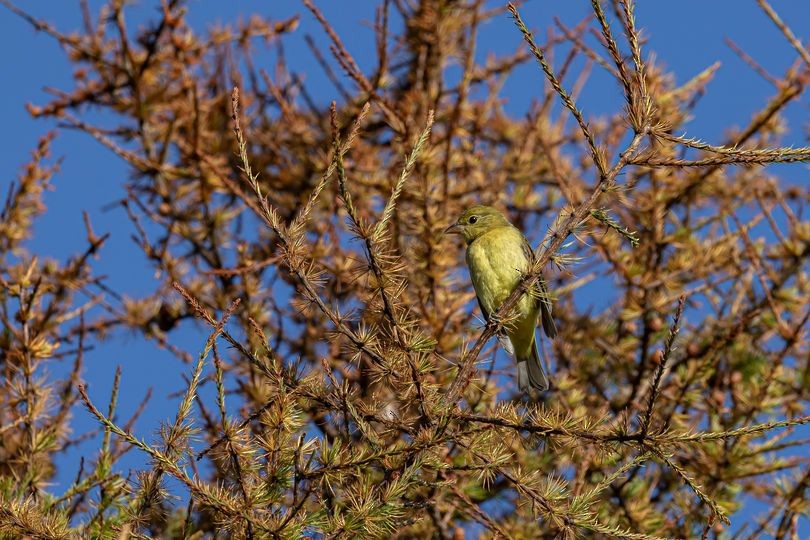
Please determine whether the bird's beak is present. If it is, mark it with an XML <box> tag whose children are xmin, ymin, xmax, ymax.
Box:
<box><xmin>444</xmin><ymin>223</ymin><xmax>462</xmax><ymax>235</ymax></box>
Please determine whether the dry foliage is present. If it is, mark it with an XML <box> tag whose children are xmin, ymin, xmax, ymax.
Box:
<box><xmin>1</xmin><ymin>0</ymin><xmax>809</xmax><ymax>538</ymax></box>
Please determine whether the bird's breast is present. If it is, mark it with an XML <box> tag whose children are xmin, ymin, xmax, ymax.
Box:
<box><xmin>466</xmin><ymin>228</ymin><xmax>529</xmax><ymax>315</ymax></box>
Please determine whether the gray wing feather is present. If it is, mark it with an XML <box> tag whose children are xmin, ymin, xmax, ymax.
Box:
<box><xmin>519</xmin><ymin>234</ymin><xmax>557</xmax><ymax>339</ymax></box>
<box><xmin>475</xmin><ymin>296</ymin><xmax>515</xmax><ymax>356</ymax></box>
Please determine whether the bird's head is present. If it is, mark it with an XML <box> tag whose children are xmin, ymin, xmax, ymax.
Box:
<box><xmin>444</xmin><ymin>205</ymin><xmax>511</xmax><ymax>244</ymax></box>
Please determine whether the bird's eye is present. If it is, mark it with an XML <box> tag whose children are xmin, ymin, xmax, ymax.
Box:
<box><xmin>468</xmin><ymin>216</ymin><xmax>478</xmax><ymax>224</ymax></box>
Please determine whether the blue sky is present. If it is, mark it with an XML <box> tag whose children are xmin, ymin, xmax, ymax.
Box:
<box><xmin>1</xmin><ymin>0</ymin><xmax>808</xmax><ymax>534</ymax></box>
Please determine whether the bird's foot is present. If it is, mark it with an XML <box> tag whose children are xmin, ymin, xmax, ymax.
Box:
<box><xmin>488</xmin><ymin>312</ymin><xmax>503</xmax><ymax>328</ymax></box>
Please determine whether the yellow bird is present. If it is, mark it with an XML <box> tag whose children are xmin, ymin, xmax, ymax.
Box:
<box><xmin>445</xmin><ymin>205</ymin><xmax>556</xmax><ymax>393</ymax></box>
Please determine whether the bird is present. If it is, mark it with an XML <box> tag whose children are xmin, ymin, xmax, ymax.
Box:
<box><xmin>445</xmin><ymin>205</ymin><xmax>556</xmax><ymax>393</ymax></box>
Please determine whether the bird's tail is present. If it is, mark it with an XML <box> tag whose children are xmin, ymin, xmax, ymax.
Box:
<box><xmin>516</xmin><ymin>337</ymin><xmax>549</xmax><ymax>393</ymax></box>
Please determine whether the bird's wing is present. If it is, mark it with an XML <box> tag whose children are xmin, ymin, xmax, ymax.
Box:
<box><xmin>520</xmin><ymin>234</ymin><xmax>557</xmax><ymax>339</ymax></box>
<box><xmin>475</xmin><ymin>295</ymin><xmax>491</xmax><ymax>322</ymax></box>
<box><xmin>475</xmin><ymin>293</ymin><xmax>515</xmax><ymax>355</ymax></box>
